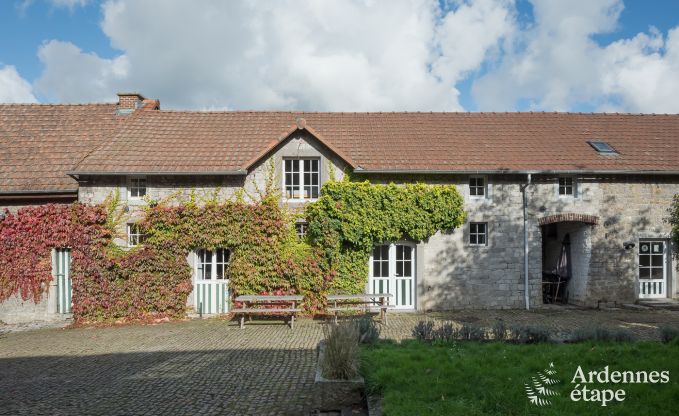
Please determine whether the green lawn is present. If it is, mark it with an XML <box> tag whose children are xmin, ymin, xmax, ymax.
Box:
<box><xmin>361</xmin><ymin>340</ymin><xmax>679</xmax><ymax>415</ymax></box>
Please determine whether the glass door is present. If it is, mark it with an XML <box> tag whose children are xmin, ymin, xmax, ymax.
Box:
<box><xmin>369</xmin><ymin>243</ymin><xmax>415</xmax><ymax>309</ymax></box>
<box><xmin>638</xmin><ymin>240</ymin><xmax>667</xmax><ymax>299</ymax></box>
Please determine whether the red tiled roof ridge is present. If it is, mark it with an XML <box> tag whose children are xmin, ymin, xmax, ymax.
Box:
<box><xmin>145</xmin><ymin>109</ymin><xmax>679</xmax><ymax>116</ymax></box>
<box><xmin>1</xmin><ymin>102</ymin><xmax>676</xmax><ymax>116</ymax></box>
<box><xmin>0</xmin><ymin>102</ymin><xmax>117</xmax><ymax>107</ymax></box>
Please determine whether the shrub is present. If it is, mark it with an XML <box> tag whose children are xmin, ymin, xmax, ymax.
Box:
<box><xmin>356</xmin><ymin>316</ymin><xmax>381</xmax><ymax>344</ymax></box>
<box><xmin>509</xmin><ymin>325</ymin><xmax>551</xmax><ymax>344</ymax></box>
<box><xmin>433</xmin><ymin>322</ymin><xmax>458</xmax><ymax>342</ymax></box>
<box><xmin>659</xmin><ymin>326</ymin><xmax>679</xmax><ymax>343</ymax></box>
<box><xmin>570</xmin><ymin>327</ymin><xmax>636</xmax><ymax>343</ymax></box>
<box><xmin>491</xmin><ymin>320</ymin><xmax>508</xmax><ymax>341</ymax></box>
<box><xmin>321</xmin><ymin>321</ymin><xmax>361</xmax><ymax>380</ymax></box>
<box><xmin>413</xmin><ymin>320</ymin><xmax>435</xmax><ymax>341</ymax></box>
<box><xmin>458</xmin><ymin>323</ymin><xmax>486</xmax><ymax>341</ymax></box>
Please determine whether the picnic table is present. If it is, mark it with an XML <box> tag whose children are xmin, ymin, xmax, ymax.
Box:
<box><xmin>327</xmin><ymin>293</ymin><xmax>394</xmax><ymax>325</ymax></box>
<box><xmin>232</xmin><ymin>295</ymin><xmax>303</xmax><ymax>329</ymax></box>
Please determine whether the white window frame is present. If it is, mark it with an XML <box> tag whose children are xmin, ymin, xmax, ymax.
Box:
<box><xmin>127</xmin><ymin>223</ymin><xmax>145</xmax><ymax>247</ymax></box>
<box><xmin>195</xmin><ymin>248</ymin><xmax>231</xmax><ymax>281</ymax></box>
<box><xmin>557</xmin><ymin>176</ymin><xmax>575</xmax><ymax>197</ymax></box>
<box><xmin>469</xmin><ymin>176</ymin><xmax>486</xmax><ymax>199</ymax></box>
<box><xmin>469</xmin><ymin>222</ymin><xmax>488</xmax><ymax>246</ymax></box>
<box><xmin>283</xmin><ymin>158</ymin><xmax>320</xmax><ymax>201</ymax></box>
<box><xmin>295</xmin><ymin>221</ymin><xmax>308</xmax><ymax>239</ymax></box>
<box><xmin>367</xmin><ymin>241</ymin><xmax>416</xmax><ymax>309</ymax></box>
<box><xmin>127</xmin><ymin>175</ymin><xmax>147</xmax><ymax>201</ymax></box>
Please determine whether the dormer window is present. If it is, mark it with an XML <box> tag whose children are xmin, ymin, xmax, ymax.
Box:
<box><xmin>284</xmin><ymin>158</ymin><xmax>319</xmax><ymax>200</ymax></box>
<box><xmin>127</xmin><ymin>176</ymin><xmax>147</xmax><ymax>200</ymax></box>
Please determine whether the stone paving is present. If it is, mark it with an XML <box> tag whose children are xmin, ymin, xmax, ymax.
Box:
<box><xmin>1</xmin><ymin>308</ymin><xmax>678</xmax><ymax>415</ymax></box>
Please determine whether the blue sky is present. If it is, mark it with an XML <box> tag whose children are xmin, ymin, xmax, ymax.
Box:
<box><xmin>1</xmin><ymin>0</ymin><xmax>679</xmax><ymax>112</ymax></box>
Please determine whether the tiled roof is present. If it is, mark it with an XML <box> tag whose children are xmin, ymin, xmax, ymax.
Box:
<box><xmin>0</xmin><ymin>104</ymin><xmax>122</xmax><ymax>193</ymax></box>
<box><xmin>73</xmin><ymin>111</ymin><xmax>679</xmax><ymax>174</ymax></box>
<box><xmin>1</xmin><ymin>103</ymin><xmax>678</xmax><ymax>196</ymax></box>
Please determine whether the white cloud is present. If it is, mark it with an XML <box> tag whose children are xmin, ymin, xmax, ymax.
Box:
<box><xmin>31</xmin><ymin>0</ymin><xmax>679</xmax><ymax>112</ymax></box>
<box><xmin>0</xmin><ymin>65</ymin><xmax>37</xmax><ymax>103</ymax></box>
<box><xmin>34</xmin><ymin>40</ymin><xmax>130</xmax><ymax>103</ymax></box>
<box><xmin>599</xmin><ymin>27</ymin><xmax>679</xmax><ymax>113</ymax></box>
<box><xmin>49</xmin><ymin>0</ymin><xmax>90</xmax><ymax>9</ymax></box>
<box><xmin>472</xmin><ymin>0</ymin><xmax>679</xmax><ymax>113</ymax></box>
<box><xmin>34</xmin><ymin>0</ymin><xmax>514</xmax><ymax>110</ymax></box>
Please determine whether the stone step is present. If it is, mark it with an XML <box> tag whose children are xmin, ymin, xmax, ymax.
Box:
<box><xmin>636</xmin><ymin>299</ymin><xmax>679</xmax><ymax>311</ymax></box>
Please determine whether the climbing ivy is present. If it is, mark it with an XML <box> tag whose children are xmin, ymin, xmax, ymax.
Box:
<box><xmin>669</xmin><ymin>194</ymin><xmax>679</xmax><ymax>265</ymax></box>
<box><xmin>305</xmin><ymin>180</ymin><xmax>466</xmax><ymax>294</ymax></box>
<box><xmin>0</xmin><ymin>177</ymin><xmax>464</xmax><ymax>321</ymax></box>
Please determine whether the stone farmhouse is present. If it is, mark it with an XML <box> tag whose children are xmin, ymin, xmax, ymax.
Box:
<box><xmin>1</xmin><ymin>93</ymin><xmax>678</xmax><ymax>323</ymax></box>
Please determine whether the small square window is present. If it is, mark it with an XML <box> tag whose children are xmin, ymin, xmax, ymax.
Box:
<box><xmin>295</xmin><ymin>221</ymin><xmax>307</xmax><ymax>239</ymax></box>
<box><xmin>128</xmin><ymin>176</ymin><xmax>147</xmax><ymax>200</ymax></box>
<box><xmin>469</xmin><ymin>176</ymin><xmax>485</xmax><ymax>197</ymax></box>
<box><xmin>469</xmin><ymin>222</ymin><xmax>488</xmax><ymax>246</ymax></box>
<box><xmin>558</xmin><ymin>177</ymin><xmax>574</xmax><ymax>196</ymax></box>
<box><xmin>127</xmin><ymin>223</ymin><xmax>145</xmax><ymax>247</ymax></box>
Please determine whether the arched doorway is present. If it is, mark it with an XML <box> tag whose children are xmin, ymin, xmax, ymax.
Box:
<box><xmin>539</xmin><ymin>214</ymin><xmax>598</xmax><ymax>304</ymax></box>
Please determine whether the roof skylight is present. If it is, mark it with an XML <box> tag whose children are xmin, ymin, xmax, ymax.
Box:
<box><xmin>588</xmin><ymin>141</ymin><xmax>618</xmax><ymax>155</ymax></box>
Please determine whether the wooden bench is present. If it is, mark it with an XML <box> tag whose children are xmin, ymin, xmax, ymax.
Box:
<box><xmin>327</xmin><ymin>293</ymin><xmax>394</xmax><ymax>325</ymax></box>
<box><xmin>232</xmin><ymin>295</ymin><xmax>303</xmax><ymax>329</ymax></box>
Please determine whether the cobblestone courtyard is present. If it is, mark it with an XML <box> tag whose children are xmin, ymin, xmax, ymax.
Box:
<box><xmin>1</xmin><ymin>308</ymin><xmax>678</xmax><ymax>415</ymax></box>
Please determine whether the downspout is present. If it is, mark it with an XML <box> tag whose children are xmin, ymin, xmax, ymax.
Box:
<box><xmin>523</xmin><ymin>173</ymin><xmax>532</xmax><ymax>310</ymax></box>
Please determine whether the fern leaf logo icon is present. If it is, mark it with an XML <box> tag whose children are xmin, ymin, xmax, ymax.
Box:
<box><xmin>525</xmin><ymin>362</ymin><xmax>561</xmax><ymax>406</ymax></box>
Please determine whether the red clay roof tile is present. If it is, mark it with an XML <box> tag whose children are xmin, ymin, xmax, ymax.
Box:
<box><xmin>73</xmin><ymin>110</ymin><xmax>679</xmax><ymax>174</ymax></box>
<box><xmin>0</xmin><ymin>103</ymin><xmax>123</xmax><ymax>193</ymax></box>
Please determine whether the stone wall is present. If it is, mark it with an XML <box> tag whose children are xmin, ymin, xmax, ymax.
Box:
<box><xmin>28</xmin><ymin>158</ymin><xmax>679</xmax><ymax>312</ymax></box>
<box><xmin>523</xmin><ymin>175</ymin><xmax>677</xmax><ymax>307</ymax></box>
<box><xmin>358</xmin><ymin>173</ymin><xmax>678</xmax><ymax>310</ymax></box>
<box><xmin>0</xmin><ymin>282</ymin><xmax>60</xmax><ymax>324</ymax></box>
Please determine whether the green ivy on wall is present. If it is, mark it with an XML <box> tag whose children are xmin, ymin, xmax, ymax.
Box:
<box><xmin>305</xmin><ymin>180</ymin><xmax>466</xmax><ymax>294</ymax></box>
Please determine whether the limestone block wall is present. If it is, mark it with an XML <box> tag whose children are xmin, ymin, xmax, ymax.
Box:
<box><xmin>359</xmin><ymin>174</ymin><xmax>543</xmax><ymax>310</ymax></box>
<box><xmin>0</xmin><ymin>280</ymin><xmax>59</xmax><ymax>324</ymax></box>
<box><xmin>529</xmin><ymin>175</ymin><xmax>678</xmax><ymax>306</ymax></box>
<box><xmin>68</xmin><ymin>167</ymin><xmax>679</xmax><ymax>310</ymax></box>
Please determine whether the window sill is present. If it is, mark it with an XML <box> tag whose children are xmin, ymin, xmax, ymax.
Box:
<box><xmin>285</xmin><ymin>198</ymin><xmax>318</xmax><ymax>203</ymax></box>
<box><xmin>127</xmin><ymin>198</ymin><xmax>147</xmax><ymax>206</ymax></box>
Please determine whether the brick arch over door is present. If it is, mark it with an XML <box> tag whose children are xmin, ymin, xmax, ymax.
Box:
<box><xmin>538</xmin><ymin>213</ymin><xmax>599</xmax><ymax>226</ymax></box>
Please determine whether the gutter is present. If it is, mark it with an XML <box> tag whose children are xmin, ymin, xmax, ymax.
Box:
<box><xmin>67</xmin><ymin>170</ymin><xmax>247</xmax><ymax>179</ymax></box>
<box><xmin>522</xmin><ymin>174</ymin><xmax>532</xmax><ymax>311</ymax></box>
<box><xmin>0</xmin><ymin>192</ymin><xmax>78</xmax><ymax>201</ymax></box>
<box><xmin>353</xmin><ymin>168</ymin><xmax>679</xmax><ymax>176</ymax></box>
<box><xmin>0</xmin><ymin>189</ymin><xmax>77</xmax><ymax>195</ymax></box>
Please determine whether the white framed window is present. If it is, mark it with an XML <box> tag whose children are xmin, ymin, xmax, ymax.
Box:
<box><xmin>127</xmin><ymin>176</ymin><xmax>147</xmax><ymax>200</ymax></box>
<box><xmin>469</xmin><ymin>222</ymin><xmax>488</xmax><ymax>246</ymax></box>
<box><xmin>127</xmin><ymin>223</ymin><xmax>145</xmax><ymax>247</ymax></box>
<box><xmin>558</xmin><ymin>177</ymin><xmax>574</xmax><ymax>196</ymax></box>
<box><xmin>371</xmin><ymin>245</ymin><xmax>390</xmax><ymax>278</ymax></box>
<box><xmin>295</xmin><ymin>221</ymin><xmax>308</xmax><ymax>239</ymax></box>
<box><xmin>196</xmin><ymin>248</ymin><xmax>231</xmax><ymax>280</ymax></box>
<box><xmin>469</xmin><ymin>176</ymin><xmax>486</xmax><ymax>198</ymax></box>
<box><xmin>284</xmin><ymin>158</ymin><xmax>319</xmax><ymax>200</ymax></box>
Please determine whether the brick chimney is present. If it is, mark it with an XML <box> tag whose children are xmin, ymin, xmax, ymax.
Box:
<box><xmin>116</xmin><ymin>92</ymin><xmax>159</xmax><ymax>114</ymax></box>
